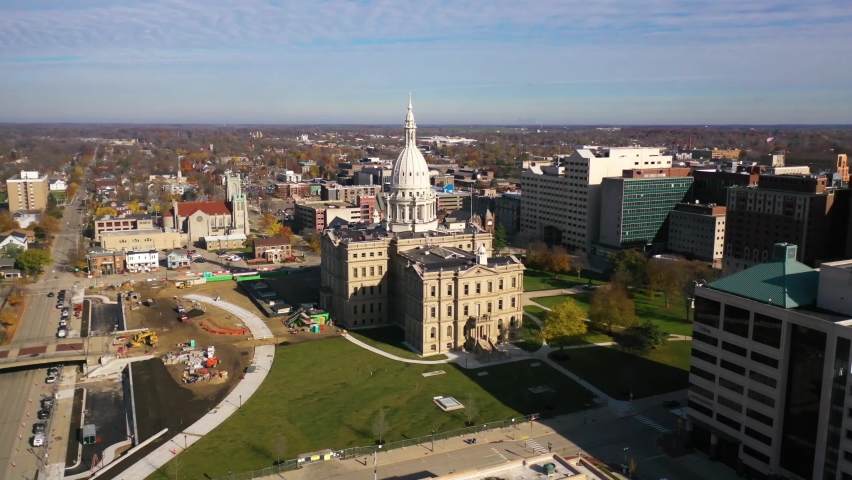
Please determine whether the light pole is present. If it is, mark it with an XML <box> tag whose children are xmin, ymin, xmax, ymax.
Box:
<box><xmin>184</xmin><ymin>434</ymin><xmax>187</xmax><ymax>451</ymax></box>
<box><xmin>431</xmin><ymin>429</ymin><xmax>435</xmax><ymax>452</ymax></box>
<box><xmin>623</xmin><ymin>447</ymin><xmax>628</xmax><ymax>463</ymax></box>
<box><xmin>239</xmin><ymin>394</ymin><xmax>242</xmax><ymax>409</ymax></box>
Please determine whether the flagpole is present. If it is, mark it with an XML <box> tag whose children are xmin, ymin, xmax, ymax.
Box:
<box><xmin>374</xmin><ymin>450</ymin><xmax>377</xmax><ymax>480</ymax></box>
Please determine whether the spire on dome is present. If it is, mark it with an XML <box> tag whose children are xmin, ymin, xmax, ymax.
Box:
<box><xmin>404</xmin><ymin>94</ymin><xmax>416</xmax><ymax>146</ymax></box>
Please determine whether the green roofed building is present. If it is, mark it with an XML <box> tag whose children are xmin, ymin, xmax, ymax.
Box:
<box><xmin>685</xmin><ymin>243</ymin><xmax>852</xmax><ymax>480</ymax></box>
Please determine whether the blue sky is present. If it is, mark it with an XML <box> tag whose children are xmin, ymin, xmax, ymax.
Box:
<box><xmin>1</xmin><ymin>0</ymin><xmax>851</xmax><ymax>124</ymax></box>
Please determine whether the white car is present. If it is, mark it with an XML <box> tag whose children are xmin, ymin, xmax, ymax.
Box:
<box><xmin>32</xmin><ymin>434</ymin><xmax>45</xmax><ymax>447</ymax></box>
<box><xmin>45</xmin><ymin>374</ymin><xmax>57</xmax><ymax>384</ymax></box>
<box><xmin>57</xmin><ymin>328</ymin><xmax>67</xmax><ymax>338</ymax></box>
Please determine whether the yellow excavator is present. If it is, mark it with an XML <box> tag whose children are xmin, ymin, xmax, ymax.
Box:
<box><xmin>130</xmin><ymin>330</ymin><xmax>159</xmax><ymax>348</ymax></box>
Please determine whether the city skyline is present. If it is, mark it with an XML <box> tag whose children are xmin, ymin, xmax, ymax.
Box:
<box><xmin>2</xmin><ymin>0</ymin><xmax>851</xmax><ymax>124</ymax></box>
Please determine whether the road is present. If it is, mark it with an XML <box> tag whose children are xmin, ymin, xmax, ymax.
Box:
<box><xmin>0</xmin><ymin>159</ymin><xmax>90</xmax><ymax>480</ymax></box>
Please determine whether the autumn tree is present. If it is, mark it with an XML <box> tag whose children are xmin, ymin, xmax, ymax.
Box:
<box><xmin>545</xmin><ymin>247</ymin><xmax>571</xmax><ymax>276</ymax></box>
<box><xmin>66</xmin><ymin>182</ymin><xmax>79</xmax><ymax>199</ymax></box>
<box><xmin>606</xmin><ymin>250</ymin><xmax>647</xmax><ymax>289</ymax></box>
<box><xmin>525</xmin><ymin>242</ymin><xmax>550</xmax><ymax>270</ymax></box>
<box><xmin>645</xmin><ymin>258</ymin><xmax>688</xmax><ymax>307</ymax></box>
<box><xmin>0</xmin><ymin>214</ymin><xmax>20</xmax><ymax>232</ymax></box>
<box><xmin>588</xmin><ymin>285</ymin><xmax>638</xmax><ymax>334</ymax></box>
<box><xmin>36</xmin><ymin>215</ymin><xmax>61</xmax><ymax>237</ymax></box>
<box><xmin>306</xmin><ymin>232</ymin><xmax>322</xmax><ymax>254</ymax></box>
<box><xmin>278</xmin><ymin>225</ymin><xmax>296</xmax><ymax>244</ymax></box>
<box><xmin>572</xmin><ymin>250</ymin><xmax>589</xmax><ymax>279</ymax></box>
<box><xmin>94</xmin><ymin>206</ymin><xmax>118</xmax><ymax>216</ymax></box>
<box><xmin>542</xmin><ymin>299</ymin><xmax>588</xmax><ymax>350</ymax></box>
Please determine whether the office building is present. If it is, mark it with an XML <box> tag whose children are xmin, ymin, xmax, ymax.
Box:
<box><xmin>722</xmin><ymin>175</ymin><xmax>851</xmax><ymax>274</ymax></box>
<box><xmin>521</xmin><ymin>147</ymin><xmax>672</xmax><ymax>252</ymax></box>
<box><xmin>668</xmin><ymin>203</ymin><xmax>726</xmax><ymax>268</ymax></box>
<box><xmin>711</xmin><ymin>149</ymin><xmax>741</xmax><ymax>160</ymax></box>
<box><xmin>597</xmin><ymin>168</ymin><xmax>692</xmax><ymax>253</ymax></box>
<box><xmin>687</xmin><ymin>244</ymin><xmax>852</xmax><ymax>479</ymax></box>
<box><xmin>493</xmin><ymin>193</ymin><xmax>522</xmax><ymax>238</ymax></box>
<box><xmin>296</xmin><ymin>200</ymin><xmax>368</xmax><ymax>231</ymax></box>
<box><xmin>691</xmin><ymin>165</ymin><xmax>762</xmax><ymax>206</ymax></box>
<box><xmin>94</xmin><ymin>214</ymin><xmax>155</xmax><ymax>242</ymax></box>
<box><xmin>321</xmin><ymin>184</ymin><xmax>381</xmax><ymax>203</ymax></box>
<box><xmin>6</xmin><ymin>170</ymin><xmax>49</xmax><ymax>213</ymax></box>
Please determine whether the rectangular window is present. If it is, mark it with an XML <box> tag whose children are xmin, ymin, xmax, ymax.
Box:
<box><xmin>430</xmin><ymin>286</ymin><xmax>436</xmax><ymax>297</ymax></box>
<box><xmin>688</xmin><ymin>399</ymin><xmax>713</xmax><ymax>418</ymax></box>
<box><xmin>690</xmin><ymin>365</ymin><xmax>715</xmax><ymax>382</ymax></box>
<box><xmin>722</xmin><ymin>305</ymin><xmax>750</xmax><ymax>338</ymax></box>
<box><xmin>447</xmin><ymin>285</ymin><xmax>453</xmax><ymax>296</ymax></box>
<box><xmin>353</xmin><ymin>287</ymin><xmax>358</xmax><ymax>296</ymax></box>
<box><xmin>744</xmin><ymin>426</ymin><xmax>772</xmax><ymax>446</ymax></box>
<box><xmin>370</xmin><ymin>267</ymin><xmax>375</xmax><ymax>276</ymax></box>
<box><xmin>694</xmin><ymin>297</ymin><xmax>721</xmax><ymax>328</ymax></box>
<box><xmin>689</xmin><ymin>384</ymin><xmax>714</xmax><ymax>401</ymax></box>
<box><xmin>715</xmin><ymin>412</ymin><xmax>742</xmax><ymax>432</ymax></box>
<box><xmin>378</xmin><ymin>266</ymin><xmax>383</xmax><ymax>275</ymax></box>
<box><xmin>691</xmin><ymin>348</ymin><xmax>717</xmax><ymax>365</ymax></box>
<box><xmin>746</xmin><ymin>408</ymin><xmax>774</xmax><ymax>427</ymax></box>
<box><xmin>430</xmin><ymin>307</ymin><xmax>436</xmax><ymax>318</ymax></box>
<box><xmin>720</xmin><ymin>359</ymin><xmax>746</xmax><ymax>376</ymax></box>
<box><xmin>511</xmin><ymin>297</ymin><xmax>516</xmax><ymax>308</ymax></box>
<box><xmin>498</xmin><ymin>300</ymin><xmax>503</xmax><ymax>310</ymax></box>
<box><xmin>378</xmin><ymin>284</ymin><xmax>382</xmax><ymax>294</ymax></box>
<box><xmin>499</xmin><ymin>279</ymin><xmax>504</xmax><ymax>290</ymax></box>
<box><xmin>749</xmin><ymin>370</ymin><xmax>777</xmax><ymax>389</ymax></box>
<box><xmin>476</xmin><ymin>283</ymin><xmax>481</xmax><ymax>294</ymax></box>
<box><xmin>361</xmin><ymin>268</ymin><xmax>366</xmax><ymax>277</ymax></box>
<box><xmin>751</xmin><ymin>351</ymin><xmax>779</xmax><ymax>369</ymax></box>
<box><xmin>370</xmin><ymin>286</ymin><xmax>374</xmax><ymax>295</ymax></box>
<box><xmin>719</xmin><ymin>377</ymin><xmax>744</xmax><ymax>395</ymax></box>
<box><xmin>487</xmin><ymin>302</ymin><xmax>492</xmax><ymax>313</ymax></box>
<box><xmin>718</xmin><ymin>395</ymin><xmax>743</xmax><ymax>413</ymax></box>
<box><xmin>512</xmin><ymin>277</ymin><xmax>516</xmax><ymax>288</ymax></box>
<box><xmin>464</xmin><ymin>285</ymin><xmax>469</xmax><ymax>295</ymax></box>
<box><xmin>743</xmin><ymin>445</ymin><xmax>770</xmax><ymax>464</ymax></box>
<box><xmin>692</xmin><ymin>331</ymin><xmax>719</xmax><ymax>347</ymax></box>
<box><xmin>353</xmin><ymin>305</ymin><xmax>357</xmax><ymax>314</ymax></box>
<box><xmin>463</xmin><ymin>305</ymin><xmax>469</xmax><ymax>316</ymax></box>
<box><xmin>487</xmin><ymin>282</ymin><xmax>492</xmax><ymax>293</ymax></box>
<box><xmin>353</xmin><ymin>268</ymin><xmax>358</xmax><ymax>278</ymax></box>
<box><xmin>752</xmin><ymin>313</ymin><xmax>782</xmax><ymax>348</ymax></box>
<box><xmin>722</xmin><ymin>341</ymin><xmax>747</xmax><ymax>357</ymax></box>
<box><xmin>748</xmin><ymin>389</ymin><xmax>776</xmax><ymax>408</ymax></box>
<box><xmin>447</xmin><ymin>305</ymin><xmax>452</xmax><ymax>316</ymax></box>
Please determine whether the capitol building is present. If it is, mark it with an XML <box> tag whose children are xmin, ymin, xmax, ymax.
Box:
<box><xmin>320</xmin><ymin>98</ymin><xmax>525</xmax><ymax>355</ymax></box>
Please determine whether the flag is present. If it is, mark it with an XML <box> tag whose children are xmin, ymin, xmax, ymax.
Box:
<box><xmin>766</xmin><ymin>137</ymin><xmax>774</xmax><ymax>142</ymax></box>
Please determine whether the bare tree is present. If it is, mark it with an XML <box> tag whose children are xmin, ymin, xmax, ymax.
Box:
<box><xmin>464</xmin><ymin>394</ymin><xmax>479</xmax><ymax>426</ymax></box>
<box><xmin>169</xmin><ymin>454</ymin><xmax>183</xmax><ymax>480</ymax></box>
<box><xmin>259</xmin><ymin>198</ymin><xmax>274</xmax><ymax>214</ymax></box>
<box><xmin>273</xmin><ymin>435</ymin><xmax>287</xmax><ymax>465</ymax></box>
<box><xmin>572</xmin><ymin>250</ymin><xmax>589</xmax><ymax>279</ymax></box>
<box><xmin>372</xmin><ymin>409</ymin><xmax>390</xmax><ymax>444</ymax></box>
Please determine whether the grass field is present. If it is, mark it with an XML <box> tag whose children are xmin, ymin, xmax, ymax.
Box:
<box><xmin>523</xmin><ymin>268</ymin><xmax>606</xmax><ymax>292</ymax></box>
<box><xmin>530</xmin><ymin>290</ymin><xmax>693</xmax><ymax>336</ymax></box>
<box><xmin>514</xmin><ymin>317</ymin><xmax>543</xmax><ymax>352</ymax></box>
<box><xmin>149</xmin><ymin>338</ymin><xmax>594</xmax><ymax>479</ymax></box>
<box><xmin>350</xmin><ymin>326</ymin><xmax>448</xmax><ymax>360</ymax></box>
<box><xmin>549</xmin><ymin>340</ymin><xmax>692</xmax><ymax>400</ymax></box>
<box><xmin>522</xmin><ymin>305</ymin><xmax>613</xmax><ymax>347</ymax></box>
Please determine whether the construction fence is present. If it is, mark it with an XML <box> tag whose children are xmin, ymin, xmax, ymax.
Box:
<box><xmin>211</xmin><ymin>414</ymin><xmax>539</xmax><ymax>480</ymax></box>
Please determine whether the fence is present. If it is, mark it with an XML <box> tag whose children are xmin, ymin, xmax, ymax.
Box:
<box><xmin>211</xmin><ymin>414</ymin><xmax>539</xmax><ymax>480</ymax></box>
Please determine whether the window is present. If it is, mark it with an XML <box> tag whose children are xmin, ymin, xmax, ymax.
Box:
<box><xmin>370</xmin><ymin>267</ymin><xmax>375</xmax><ymax>276</ymax></box>
<box><xmin>690</xmin><ymin>365</ymin><xmax>715</xmax><ymax>382</ymax></box>
<box><xmin>719</xmin><ymin>377</ymin><xmax>744</xmax><ymax>395</ymax></box>
<box><xmin>499</xmin><ymin>279</ymin><xmax>503</xmax><ymax>290</ymax></box>
<box><xmin>361</xmin><ymin>253</ymin><xmax>366</xmax><ymax>258</ymax></box>
<box><xmin>720</xmin><ymin>359</ymin><xmax>746</xmax><ymax>376</ymax></box>
<box><xmin>353</xmin><ymin>287</ymin><xmax>358</xmax><ymax>296</ymax></box>
<box><xmin>511</xmin><ymin>297</ymin><xmax>516</xmax><ymax>308</ymax></box>
<box><xmin>718</xmin><ymin>395</ymin><xmax>743</xmax><ymax>413</ymax></box>
<box><xmin>689</xmin><ymin>384</ymin><xmax>714</xmax><ymax>400</ymax></box>
<box><xmin>691</xmin><ymin>348</ymin><xmax>717</xmax><ymax>365</ymax></box>
<box><xmin>430</xmin><ymin>327</ymin><xmax>436</xmax><ymax>338</ymax></box>
<box><xmin>378</xmin><ymin>284</ymin><xmax>382</xmax><ymax>294</ymax></box>
<box><xmin>362</xmin><ymin>305</ymin><xmax>365</xmax><ymax>313</ymax></box>
<box><xmin>749</xmin><ymin>370</ymin><xmax>777</xmax><ymax>388</ymax></box>
<box><xmin>498</xmin><ymin>300</ymin><xmax>503</xmax><ymax>310</ymax></box>
<box><xmin>487</xmin><ymin>302</ymin><xmax>492</xmax><ymax>313</ymax></box>
<box><xmin>378</xmin><ymin>303</ymin><xmax>382</xmax><ymax>312</ymax></box>
<box><xmin>446</xmin><ymin>343</ymin><xmax>452</xmax><ymax>349</ymax></box>
<box><xmin>688</xmin><ymin>399</ymin><xmax>713</xmax><ymax>418</ymax></box>
<box><xmin>463</xmin><ymin>305</ymin><xmax>469</xmax><ymax>316</ymax></box>
<box><xmin>488</xmin><ymin>282</ymin><xmax>492</xmax><ymax>293</ymax></box>
<box><xmin>370</xmin><ymin>252</ymin><xmax>374</xmax><ymax>257</ymax></box>
<box><xmin>378</xmin><ymin>266</ymin><xmax>383</xmax><ymax>275</ymax></box>
<box><xmin>694</xmin><ymin>297</ymin><xmax>721</xmax><ymax>328</ymax></box>
<box><xmin>353</xmin><ymin>305</ymin><xmax>357</xmax><ymax>314</ymax></box>
<box><xmin>430</xmin><ymin>307</ymin><xmax>436</xmax><ymax>318</ymax></box>
<box><xmin>361</xmin><ymin>268</ymin><xmax>366</xmax><ymax>277</ymax></box>
<box><xmin>447</xmin><ymin>326</ymin><xmax>452</xmax><ymax>337</ymax></box>
<box><xmin>692</xmin><ymin>331</ymin><xmax>719</xmax><ymax>347</ymax></box>
<box><xmin>476</xmin><ymin>283</ymin><xmax>481</xmax><ymax>294</ymax></box>
<box><xmin>361</xmin><ymin>287</ymin><xmax>366</xmax><ymax>295</ymax></box>
<box><xmin>464</xmin><ymin>284</ymin><xmax>469</xmax><ymax>295</ymax></box>
<box><xmin>722</xmin><ymin>305</ymin><xmax>750</xmax><ymax>338</ymax></box>
<box><xmin>721</xmin><ymin>341</ymin><xmax>747</xmax><ymax>357</ymax></box>
<box><xmin>352</xmin><ymin>254</ymin><xmax>357</xmax><ymax>259</ymax></box>
<box><xmin>744</xmin><ymin>426</ymin><xmax>772</xmax><ymax>446</ymax></box>
<box><xmin>746</xmin><ymin>408</ymin><xmax>774</xmax><ymax>427</ymax></box>
<box><xmin>748</xmin><ymin>389</ymin><xmax>776</xmax><ymax>408</ymax></box>
<box><xmin>751</xmin><ymin>351</ymin><xmax>779</xmax><ymax>369</ymax></box>
<box><xmin>743</xmin><ymin>445</ymin><xmax>770</xmax><ymax>464</ymax></box>
<box><xmin>447</xmin><ymin>305</ymin><xmax>452</xmax><ymax>316</ymax></box>
<box><xmin>370</xmin><ymin>286</ymin><xmax>374</xmax><ymax>295</ymax></box>
<box><xmin>430</xmin><ymin>286</ymin><xmax>436</xmax><ymax>297</ymax></box>
<box><xmin>715</xmin><ymin>412</ymin><xmax>742</xmax><ymax>432</ymax></box>
<box><xmin>353</xmin><ymin>268</ymin><xmax>358</xmax><ymax>278</ymax></box>
<box><xmin>447</xmin><ymin>285</ymin><xmax>453</xmax><ymax>296</ymax></box>
<box><xmin>752</xmin><ymin>313</ymin><xmax>782</xmax><ymax>348</ymax></box>
<box><xmin>512</xmin><ymin>277</ymin><xmax>516</xmax><ymax>288</ymax></box>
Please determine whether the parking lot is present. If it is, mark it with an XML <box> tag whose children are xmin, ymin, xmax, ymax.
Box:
<box><xmin>89</xmin><ymin>303</ymin><xmax>121</xmax><ymax>337</ymax></box>
<box><xmin>63</xmin><ymin>379</ymin><xmax>129</xmax><ymax>476</ymax></box>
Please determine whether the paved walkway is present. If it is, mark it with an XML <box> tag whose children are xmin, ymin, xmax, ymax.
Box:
<box><xmin>185</xmin><ymin>294</ymin><xmax>274</xmax><ymax>339</ymax></box>
<box><xmin>118</xmin><ymin>344</ymin><xmax>275</xmax><ymax>480</ymax></box>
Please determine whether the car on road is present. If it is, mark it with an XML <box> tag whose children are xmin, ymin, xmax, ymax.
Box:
<box><xmin>32</xmin><ymin>433</ymin><xmax>45</xmax><ymax>447</ymax></box>
<box><xmin>45</xmin><ymin>374</ymin><xmax>57</xmax><ymax>384</ymax></box>
<box><xmin>59</xmin><ymin>319</ymin><xmax>67</xmax><ymax>327</ymax></box>
<box><xmin>47</xmin><ymin>366</ymin><xmax>59</xmax><ymax>376</ymax></box>
<box><xmin>33</xmin><ymin>423</ymin><xmax>46</xmax><ymax>434</ymax></box>
<box><xmin>37</xmin><ymin>409</ymin><xmax>50</xmax><ymax>420</ymax></box>
<box><xmin>57</xmin><ymin>327</ymin><xmax>67</xmax><ymax>338</ymax></box>
<box><xmin>662</xmin><ymin>399</ymin><xmax>680</xmax><ymax>408</ymax></box>
<box><xmin>47</xmin><ymin>291</ymin><xmax>55</xmax><ymax>297</ymax></box>
<box><xmin>195</xmin><ymin>258</ymin><xmax>206</xmax><ymax>263</ymax></box>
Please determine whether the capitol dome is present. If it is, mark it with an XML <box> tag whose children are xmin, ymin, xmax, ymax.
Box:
<box><xmin>390</xmin><ymin>97</ymin><xmax>431</xmax><ymax>190</ymax></box>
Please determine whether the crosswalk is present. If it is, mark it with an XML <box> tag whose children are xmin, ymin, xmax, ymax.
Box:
<box><xmin>525</xmin><ymin>439</ymin><xmax>549</xmax><ymax>455</ymax></box>
<box><xmin>633</xmin><ymin>415</ymin><xmax>669</xmax><ymax>433</ymax></box>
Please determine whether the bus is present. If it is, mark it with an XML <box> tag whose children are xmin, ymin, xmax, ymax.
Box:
<box><xmin>81</xmin><ymin>424</ymin><xmax>96</xmax><ymax>445</ymax></box>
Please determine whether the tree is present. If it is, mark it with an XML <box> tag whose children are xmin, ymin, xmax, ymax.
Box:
<box><xmin>489</xmin><ymin>177</ymin><xmax>499</xmax><ymax>189</ymax></box>
<box><xmin>272</xmin><ymin>435</ymin><xmax>287</xmax><ymax>465</ymax></box>
<box><xmin>371</xmin><ymin>409</ymin><xmax>390</xmax><ymax>444</ymax></box>
<box><xmin>493</xmin><ymin>224</ymin><xmax>507</xmax><ymax>252</ymax></box>
<box><xmin>128</xmin><ymin>200</ymin><xmax>141</xmax><ymax>214</ymax></box>
<box><xmin>588</xmin><ymin>285</ymin><xmax>638</xmax><ymax>334</ymax></box>
<box><xmin>169</xmin><ymin>453</ymin><xmax>183</xmax><ymax>480</ymax></box>
<box><xmin>37</xmin><ymin>215</ymin><xmax>61</xmax><ymax>237</ymax></box>
<box><xmin>525</xmin><ymin>242</ymin><xmax>550</xmax><ymax>270</ymax></box>
<box><xmin>542</xmin><ymin>299</ymin><xmax>588</xmax><ymax>350</ymax></box>
<box><xmin>278</xmin><ymin>225</ymin><xmax>296</xmax><ymax>244</ymax></box>
<box><xmin>645</xmin><ymin>258</ymin><xmax>688</xmax><ymax>307</ymax></box>
<box><xmin>572</xmin><ymin>250</ymin><xmax>589</xmax><ymax>279</ymax></box>
<box><xmin>182</xmin><ymin>189</ymin><xmax>198</xmax><ymax>201</ymax></box>
<box><xmin>304</xmin><ymin>232</ymin><xmax>322</xmax><ymax>254</ymax></box>
<box><xmin>619</xmin><ymin>321</ymin><xmax>667</xmax><ymax>355</ymax></box>
<box><xmin>47</xmin><ymin>206</ymin><xmax>64</xmax><ymax>219</ymax></box>
<box><xmin>0</xmin><ymin>214</ymin><xmax>20</xmax><ymax>232</ymax></box>
<box><xmin>606</xmin><ymin>250</ymin><xmax>647</xmax><ymax>289</ymax></box>
<box><xmin>17</xmin><ymin>249</ymin><xmax>53</xmax><ymax>275</ymax></box>
<box><xmin>258</xmin><ymin>213</ymin><xmax>278</xmax><ymax>235</ymax></box>
<box><xmin>94</xmin><ymin>206</ymin><xmax>117</xmax><ymax>216</ymax></box>
<box><xmin>4</xmin><ymin>244</ymin><xmax>24</xmax><ymax>261</ymax></box>
<box><xmin>464</xmin><ymin>394</ymin><xmax>479</xmax><ymax>426</ymax></box>
<box><xmin>0</xmin><ymin>308</ymin><xmax>16</xmax><ymax>327</ymax></box>
<box><xmin>66</xmin><ymin>182</ymin><xmax>79</xmax><ymax>200</ymax></box>
<box><xmin>545</xmin><ymin>247</ymin><xmax>571</xmax><ymax>276</ymax></box>
<box><xmin>259</xmin><ymin>199</ymin><xmax>274</xmax><ymax>215</ymax></box>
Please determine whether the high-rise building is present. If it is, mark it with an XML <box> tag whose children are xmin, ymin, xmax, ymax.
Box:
<box><xmin>668</xmin><ymin>203</ymin><xmax>727</xmax><ymax>268</ymax></box>
<box><xmin>722</xmin><ymin>174</ymin><xmax>851</xmax><ymax>274</ymax></box>
<box><xmin>691</xmin><ymin>165</ymin><xmax>762</xmax><ymax>206</ymax></box>
<box><xmin>520</xmin><ymin>147</ymin><xmax>672</xmax><ymax>252</ymax></box>
<box><xmin>596</xmin><ymin>168</ymin><xmax>693</xmax><ymax>253</ymax></box>
<box><xmin>687</xmin><ymin>244</ymin><xmax>852</xmax><ymax>479</ymax></box>
<box><xmin>6</xmin><ymin>170</ymin><xmax>49</xmax><ymax>213</ymax></box>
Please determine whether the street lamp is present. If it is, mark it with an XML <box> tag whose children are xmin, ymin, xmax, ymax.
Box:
<box><xmin>239</xmin><ymin>394</ymin><xmax>242</xmax><ymax>409</ymax></box>
<box><xmin>431</xmin><ymin>429</ymin><xmax>435</xmax><ymax>452</ymax></box>
<box><xmin>623</xmin><ymin>447</ymin><xmax>628</xmax><ymax>462</ymax></box>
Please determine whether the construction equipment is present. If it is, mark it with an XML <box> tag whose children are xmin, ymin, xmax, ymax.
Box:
<box><xmin>205</xmin><ymin>356</ymin><xmax>219</xmax><ymax>368</ymax></box>
<box><xmin>176</xmin><ymin>281</ymin><xmax>191</xmax><ymax>289</ymax></box>
<box><xmin>130</xmin><ymin>330</ymin><xmax>158</xmax><ymax>348</ymax></box>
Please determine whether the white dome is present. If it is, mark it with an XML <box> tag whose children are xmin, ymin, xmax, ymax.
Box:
<box><xmin>390</xmin><ymin>97</ymin><xmax>431</xmax><ymax>190</ymax></box>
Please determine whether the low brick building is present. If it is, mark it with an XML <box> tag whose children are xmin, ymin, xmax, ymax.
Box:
<box><xmin>87</xmin><ymin>248</ymin><xmax>125</xmax><ymax>276</ymax></box>
<box><xmin>253</xmin><ymin>237</ymin><xmax>292</xmax><ymax>263</ymax></box>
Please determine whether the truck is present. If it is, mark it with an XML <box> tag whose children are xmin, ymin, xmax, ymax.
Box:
<box><xmin>176</xmin><ymin>303</ymin><xmax>186</xmax><ymax>314</ymax></box>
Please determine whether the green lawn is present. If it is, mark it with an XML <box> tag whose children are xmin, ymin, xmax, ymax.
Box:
<box><xmin>549</xmin><ymin>340</ymin><xmax>692</xmax><ymax>400</ymax></box>
<box><xmin>350</xmin><ymin>326</ymin><xmax>448</xmax><ymax>361</ymax></box>
<box><xmin>523</xmin><ymin>268</ymin><xmax>606</xmax><ymax>292</ymax></box>
<box><xmin>523</xmin><ymin>305</ymin><xmax>548</xmax><ymax>322</ymax></box>
<box><xmin>149</xmin><ymin>338</ymin><xmax>594</xmax><ymax>479</ymax></box>
<box><xmin>530</xmin><ymin>290</ymin><xmax>693</xmax><ymax>337</ymax></box>
<box><xmin>523</xmin><ymin>303</ymin><xmax>613</xmax><ymax>347</ymax></box>
<box><xmin>514</xmin><ymin>317</ymin><xmax>543</xmax><ymax>352</ymax></box>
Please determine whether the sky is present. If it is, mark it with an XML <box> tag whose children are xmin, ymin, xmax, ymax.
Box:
<box><xmin>1</xmin><ymin>0</ymin><xmax>851</xmax><ymax>125</ymax></box>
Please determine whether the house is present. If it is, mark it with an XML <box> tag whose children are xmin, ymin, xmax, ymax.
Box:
<box><xmin>48</xmin><ymin>178</ymin><xmax>67</xmax><ymax>191</ymax></box>
<box><xmin>94</xmin><ymin>178</ymin><xmax>119</xmax><ymax>195</ymax></box>
<box><xmin>124</xmin><ymin>249</ymin><xmax>160</xmax><ymax>273</ymax></box>
<box><xmin>0</xmin><ymin>258</ymin><xmax>22</xmax><ymax>279</ymax></box>
<box><xmin>0</xmin><ymin>231</ymin><xmax>29</xmax><ymax>252</ymax></box>
<box><xmin>203</xmin><ymin>234</ymin><xmax>247</xmax><ymax>251</ymax></box>
<box><xmin>11</xmin><ymin>211</ymin><xmax>40</xmax><ymax>229</ymax></box>
<box><xmin>166</xmin><ymin>250</ymin><xmax>191</xmax><ymax>270</ymax></box>
<box><xmin>86</xmin><ymin>248</ymin><xmax>125</xmax><ymax>276</ymax></box>
<box><xmin>1</xmin><ymin>229</ymin><xmax>35</xmax><ymax>244</ymax></box>
<box><xmin>253</xmin><ymin>237</ymin><xmax>292</xmax><ymax>263</ymax></box>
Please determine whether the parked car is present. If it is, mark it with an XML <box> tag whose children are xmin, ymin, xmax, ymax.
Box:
<box><xmin>57</xmin><ymin>327</ymin><xmax>67</xmax><ymax>338</ymax></box>
<box><xmin>45</xmin><ymin>374</ymin><xmax>56</xmax><ymax>384</ymax></box>
<box><xmin>37</xmin><ymin>409</ymin><xmax>50</xmax><ymax>420</ymax></box>
<box><xmin>47</xmin><ymin>367</ymin><xmax>59</xmax><ymax>376</ymax></box>
<box><xmin>59</xmin><ymin>319</ymin><xmax>67</xmax><ymax>327</ymax></box>
<box><xmin>33</xmin><ymin>423</ymin><xmax>46</xmax><ymax>434</ymax></box>
<box><xmin>195</xmin><ymin>258</ymin><xmax>206</xmax><ymax>263</ymax></box>
<box><xmin>32</xmin><ymin>433</ymin><xmax>45</xmax><ymax>447</ymax></box>
<box><xmin>662</xmin><ymin>399</ymin><xmax>680</xmax><ymax>408</ymax></box>
<box><xmin>47</xmin><ymin>291</ymin><xmax>55</xmax><ymax>298</ymax></box>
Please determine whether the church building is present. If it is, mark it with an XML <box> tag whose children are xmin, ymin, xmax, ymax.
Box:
<box><xmin>320</xmin><ymin>98</ymin><xmax>525</xmax><ymax>355</ymax></box>
<box><xmin>163</xmin><ymin>172</ymin><xmax>250</xmax><ymax>244</ymax></box>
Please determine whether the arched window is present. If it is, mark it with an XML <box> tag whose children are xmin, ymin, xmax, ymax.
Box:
<box><xmin>447</xmin><ymin>326</ymin><xmax>452</xmax><ymax>337</ymax></box>
<box><xmin>430</xmin><ymin>327</ymin><xmax>436</xmax><ymax>339</ymax></box>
